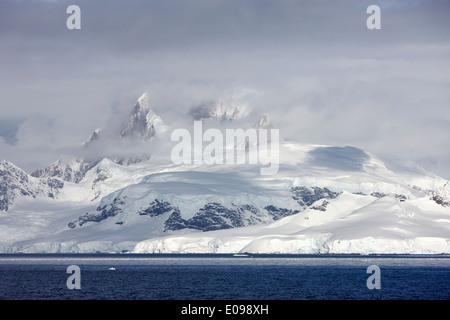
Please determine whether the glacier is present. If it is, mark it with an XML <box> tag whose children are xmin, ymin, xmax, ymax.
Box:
<box><xmin>133</xmin><ymin>192</ymin><xmax>450</xmax><ymax>255</ymax></box>
<box><xmin>1</xmin><ymin>93</ymin><xmax>449</xmax><ymax>254</ymax></box>
<box><xmin>2</xmin><ymin>140</ymin><xmax>449</xmax><ymax>254</ymax></box>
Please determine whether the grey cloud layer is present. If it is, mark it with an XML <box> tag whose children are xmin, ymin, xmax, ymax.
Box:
<box><xmin>0</xmin><ymin>0</ymin><xmax>449</xmax><ymax>177</ymax></box>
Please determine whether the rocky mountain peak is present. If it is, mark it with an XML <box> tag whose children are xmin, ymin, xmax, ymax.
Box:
<box><xmin>254</xmin><ymin>114</ymin><xmax>271</xmax><ymax>129</ymax></box>
<box><xmin>119</xmin><ymin>93</ymin><xmax>163</xmax><ymax>141</ymax></box>
<box><xmin>82</xmin><ymin>128</ymin><xmax>101</xmax><ymax>147</ymax></box>
<box><xmin>432</xmin><ymin>182</ymin><xmax>450</xmax><ymax>207</ymax></box>
<box><xmin>1</xmin><ymin>159</ymin><xmax>64</xmax><ymax>211</ymax></box>
<box><xmin>189</xmin><ymin>100</ymin><xmax>251</xmax><ymax>122</ymax></box>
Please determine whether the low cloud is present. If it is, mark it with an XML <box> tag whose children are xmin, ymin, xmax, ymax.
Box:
<box><xmin>1</xmin><ymin>0</ymin><xmax>449</xmax><ymax>178</ymax></box>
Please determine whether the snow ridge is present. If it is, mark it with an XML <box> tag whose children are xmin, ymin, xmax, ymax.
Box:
<box><xmin>119</xmin><ymin>93</ymin><xmax>164</xmax><ymax>141</ymax></box>
<box><xmin>1</xmin><ymin>160</ymin><xmax>64</xmax><ymax>211</ymax></box>
<box><xmin>1</xmin><ymin>92</ymin><xmax>449</xmax><ymax>254</ymax></box>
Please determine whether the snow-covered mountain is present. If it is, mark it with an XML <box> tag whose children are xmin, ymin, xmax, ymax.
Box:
<box><xmin>31</xmin><ymin>93</ymin><xmax>163</xmax><ymax>186</ymax></box>
<box><xmin>84</xmin><ymin>92</ymin><xmax>166</xmax><ymax>145</ymax></box>
<box><xmin>134</xmin><ymin>191</ymin><xmax>450</xmax><ymax>255</ymax></box>
<box><xmin>1</xmin><ymin>93</ymin><xmax>449</xmax><ymax>254</ymax></box>
<box><xmin>0</xmin><ymin>160</ymin><xmax>64</xmax><ymax>211</ymax></box>
<box><xmin>189</xmin><ymin>100</ymin><xmax>251</xmax><ymax>122</ymax></box>
<box><xmin>31</xmin><ymin>157</ymin><xmax>99</xmax><ymax>184</ymax></box>
<box><xmin>432</xmin><ymin>182</ymin><xmax>450</xmax><ymax>207</ymax></box>
<box><xmin>119</xmin><ymin>92</ymin><xmax>166</xmax><ymax>141</ymax></box>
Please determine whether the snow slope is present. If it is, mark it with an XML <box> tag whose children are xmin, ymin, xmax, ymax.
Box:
<box><xmin>0</xmin><ymin>160</ymin><xmax>64</xmax><ymax>211</ymax></box>
<box><xmin>1</xmin><ymin>93</ymin><xmax>449</xmax><ymax>254</ymax></box>
<box><xmin>133</xmin><ymin>192</ymin><xmax>450</xmax><ymax>254</ymax></box>
<box><xmin>2</xmin><ymin>140</ymin><xmax>448</xmax><ymax>254</ymax></box>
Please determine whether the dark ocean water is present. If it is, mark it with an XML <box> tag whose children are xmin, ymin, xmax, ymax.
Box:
<box><xmin>0</xmin><ymin>254</ymin><xmax>449</xmax><ymax>300</ymax></box>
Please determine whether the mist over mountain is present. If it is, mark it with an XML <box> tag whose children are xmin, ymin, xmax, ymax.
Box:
<box><xmin>0</xmin><ymin>91</ymin><xmax>449</xmax><ymax>254</ymax></box>
<box><xmin>27</xmin><ymin>92</ymin><xmax>273</xmax><ymax>184</ymax></box>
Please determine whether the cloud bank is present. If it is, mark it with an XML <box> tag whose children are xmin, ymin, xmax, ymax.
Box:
<box><xmin>0</xmin><ymin>0</ymin><xmax>449</xmax><ymax>178</ymax></box>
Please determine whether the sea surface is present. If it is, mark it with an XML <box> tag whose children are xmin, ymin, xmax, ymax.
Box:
<box><xmin>0</xmin><ymin>254</ymin><xmax>449</xmax><ymax>300</ymax></box>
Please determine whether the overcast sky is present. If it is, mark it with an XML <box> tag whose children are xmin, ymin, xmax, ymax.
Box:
<box><xmin>1</xmin><ymin>0</ymin><xmax>449</xmax><ymax>178</ymax></box>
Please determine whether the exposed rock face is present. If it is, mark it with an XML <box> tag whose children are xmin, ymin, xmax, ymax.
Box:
<box><xmin>0</xmin><ymin>160</ymin><xmax>64</xmax><ymax>211</ymax></box>
<box><xmin>68</xmin><ymin>196</ymin><xmax>300</xmax><ymax>232</ymax></box>
<box><xmin>119</xmin><ymin>93</ymin><xmax>163</xmax><ymax>141</ymax></box>
<box><xmin>432</xmin><ymin>182</ymin><xmax>450</xmax><ymax>207</ymax></box>
<box><xmin>31</xmin><ymin>158</ymin><xmax>98</xmax><ymax>184</ymax></box>
<box><xmin>291</xmin><ymin>186</ymin><xmax>340</xmax><ymax>206</ymax></box>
